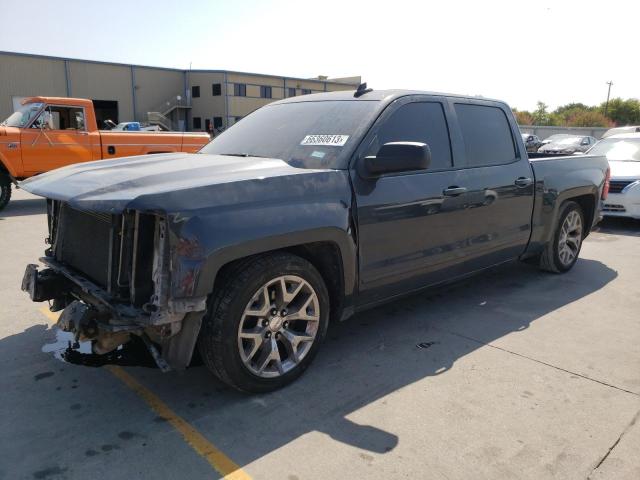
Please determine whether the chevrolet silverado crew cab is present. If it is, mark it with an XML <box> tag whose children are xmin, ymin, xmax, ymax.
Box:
<box><xmin>21</xmin><ymin>88</ymin><xmax>610</xmax><ymax>393</ymax></box>
<box><xmin>0</xmin><ymin>97</ymin><xmax>210</xmax><ymax>210</ymax></box>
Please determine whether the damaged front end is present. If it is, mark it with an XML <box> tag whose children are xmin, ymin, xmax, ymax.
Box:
<box><xmin>22</xmin><ymin>200</ymin><xmax>207</xmax><ymax>371</ymax></box>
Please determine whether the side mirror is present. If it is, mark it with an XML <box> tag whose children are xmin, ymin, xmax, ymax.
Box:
<box><xmin>362</xmin><ymin>142</ymin><xmax>431</xmax><ymax>177</ymax></box>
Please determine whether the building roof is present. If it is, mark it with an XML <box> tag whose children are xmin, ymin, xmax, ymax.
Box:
<box><xmin>0</xmin><ymin>50</ymin><xmax>359</xmax><ymax>87</ymax></box>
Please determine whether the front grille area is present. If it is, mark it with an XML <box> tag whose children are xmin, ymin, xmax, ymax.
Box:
<box><xmin>49</xmin><ymin>202</ymin><xmax>157</xmax><ymax>305</ymax></box>
<box><xmin>54</xmin><ymin>204</ymin><xmax>116</xmax><ymax>288</ymax></box>
<box><xmin>609</xmin><ymin>180</ymin><xmax>634</xmax><ymax>194</ymax></box>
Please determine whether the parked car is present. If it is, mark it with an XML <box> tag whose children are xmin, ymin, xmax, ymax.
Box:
<box><xmin>104</xmin><ymin>121</ymin><xmax>162</xmax><ymax>132</ymax></box>
<box><xmin>521</xmin><ymin>133</ymin><xmax>543</xmax><ymax>152</ymax></box>
<box><xmin>587</xmin><ymin>133</ymin><xmax>640</xmax><ymax>219</ymax></box>
<box><xmin>21</xmin><ymin>88</ymin><xmax>609</xmax><ymax>392</ymax></box>
<box><xmin>540</xmin><ymin>134</ymin><xmax>572</xmax><ymax>146</ymax></box>
<box><xmin>602</xmin><ymin>126</ymin><xmax>640</xmax><ymax>138</ymax></box>
<box><xmin>0</xmin><ymin>97</ymin><xmax>210</xmax><ymax>210</ymax></box>
<box><xmin>538</xmin><ymin>135</ymin><xmax>597</xmax><ymax>154</ymax></box>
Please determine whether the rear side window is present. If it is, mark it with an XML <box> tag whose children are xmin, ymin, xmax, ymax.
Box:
<box><xmin>454</xmin><ymin>104</ymin><xmax>516</xmax><ymax>167</ymax></box>
<box><xmin>370</xmin><ymin>102</ymin><xmax>452</xmax><ymax>170</ymax></box>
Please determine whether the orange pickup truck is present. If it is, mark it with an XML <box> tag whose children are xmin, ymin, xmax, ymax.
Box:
<box><xmin>0</xmin><ymin>96</ymin><xmax>210</xmax><ymax>210</ymax></box>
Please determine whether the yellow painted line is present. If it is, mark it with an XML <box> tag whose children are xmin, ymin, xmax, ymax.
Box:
<box><xmin>39</xmin><ymin>306</ymin><xmax>60</xmax><ymax>324</ymax></box>
<box><xmin>38</xmin><ymin>307</ymin><xmax>251</xmax><ymax>480</ymax></box>
<box><xmin>106</xmin><ymin>366</ymin><xmax>250</xmax><ymax>480</ymax></box>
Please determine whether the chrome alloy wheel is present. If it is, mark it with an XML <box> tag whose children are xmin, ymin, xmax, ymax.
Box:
<box><xmin>558</xmin><ymin>210</ymin><xmax>583</xmax><ymax>267</ymax></box>
<box><xmin>237</xmin><ymin>275</ymin><xmax>320</xmax><ymax>378</ymax></box>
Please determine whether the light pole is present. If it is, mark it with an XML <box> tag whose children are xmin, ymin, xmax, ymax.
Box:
<box><xmin>604</xmin><ymin>81</ymin><xmax>613</xmax><ymax>118</ymax></box>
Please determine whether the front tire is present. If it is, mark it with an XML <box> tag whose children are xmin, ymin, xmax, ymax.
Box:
<box><xmin>540</xmin><ymin>201</ymin><xmax>584</xmax><ymax>273</ymax></box>
<box><xmin>0</xmin><ymin>176</ymin><xmax>11</xmax><ymax>211</ymax></box>
<box><xmin>198</xmin><ymin>252</ymin><xmax>330</xmax><ymax>393</ymax></box>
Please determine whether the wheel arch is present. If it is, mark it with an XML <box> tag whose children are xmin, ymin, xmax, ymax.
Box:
<box><xmin>208</xmin><ymin>237</ymin><xmax>353</xmax><ymax>324</ymax></box>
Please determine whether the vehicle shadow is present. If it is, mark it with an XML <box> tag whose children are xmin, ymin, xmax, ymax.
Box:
<box><xmin>2</xmin><ymin>258</ymin><xmax>617</xmax><ymax>477</ymax></box>
<box><xmin>0</xmin><ymin>198</ymin><xmax>46</xmax><ymax>218</ymax></box>
<box><xmin>595</xmin><ymin>217</ymin><xmax>640</xmax><ymax>237</ymax></box>
<box><xmin>131</xmin><ymin>258</ymin><xmax>617</xmax><ymax>468</ymax></box>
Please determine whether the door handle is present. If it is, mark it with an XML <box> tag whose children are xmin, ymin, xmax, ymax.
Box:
<box><xmin>443</xmin><ymin>186</ymin><xmax>467</xmax><ymax>196</ymax></box>
<box><xmin>515</xmin><ymin>177</ymin><xmax>533</xmax><ymax>187</ymax></box>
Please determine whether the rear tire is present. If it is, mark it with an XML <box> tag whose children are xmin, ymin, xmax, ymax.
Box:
<box><xmin>540</xmin><ymin>201</ymin><xmax>584</xmax><ymax>273</ymax></box>
<box><xmin>198</xmin><ymin>252</ymin><xmax>330</xmax><ymax>393</ymax></box>
<box><xmin>0</xmin><ymin>176</ymin><xmax>11</xmax><ymax>212</ymax></box>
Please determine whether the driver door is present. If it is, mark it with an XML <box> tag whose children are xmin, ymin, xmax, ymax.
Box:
<box><xmin>351</xmin><ymin>96</ymin><xmax>471</xmax><ymax>305</ymax></box>
<box><xmin>21</xmin><ymin>105</ymin><xmax>93</xmax><ymax>174</ymax></box>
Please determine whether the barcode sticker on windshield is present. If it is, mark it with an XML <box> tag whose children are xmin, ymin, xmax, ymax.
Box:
<box><xmin>300</xmin><ymin>135</ymin><xmax>349</xmax><ymax>146</ymax></box>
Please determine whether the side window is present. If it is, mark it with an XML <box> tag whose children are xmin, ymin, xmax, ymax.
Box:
<box><xmin>33</xmin><ymin>106</ymin><xmax>85</xmax><ymax>131</ymax></box>
<box><xmin>454</xmin><ymin>103</ymin><xmax>516</xmax><ymax>167</ymax></box>
<box><xmin>369</xmin><ymin>102</ymin><xmax>452</xmax><ymax>170</ymax></box>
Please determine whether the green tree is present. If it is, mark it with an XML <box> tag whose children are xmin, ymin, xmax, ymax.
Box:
<box><xmin>600</xmin><ymin>98</ymin><xmax>640</xmax><ymax>125</ymax></box>
<box><xmin>554</xmin><ymin>103</ymin><xmax>596</xmax><ymax>116</ymax></box>
<box><xmin>513</xmin><ymin>109</ymin><xmax>534</xmax><ymax>125</ymax></box>
<box><xmin>564</xmin><ymin>110</ymin><xmax>613</xmax><ymax>128</ymax></box>
<box><xmin>532</xmin><ymin>102</ymin><xmax>552</xmax><ymax>125</ymax></box>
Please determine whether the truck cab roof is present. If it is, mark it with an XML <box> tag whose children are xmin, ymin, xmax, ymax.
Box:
<box><xmin>272</xmin><ymin>89</ymin><xmax>508</xmax><ymax>108</ymax></box>
<box><xmin>22</xmin><ymin>97</ymin><xmax>94</xmax><ymax>108</ymax></box>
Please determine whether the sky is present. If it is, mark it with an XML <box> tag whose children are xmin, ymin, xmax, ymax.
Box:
<box><xmin>1</xmin><ymin>0</ymin><xmax>638</xmax><ymax>111</ymax></box>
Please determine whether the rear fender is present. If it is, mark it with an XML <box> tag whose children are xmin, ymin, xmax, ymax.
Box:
<box><xmin>526</xmin><ymin>183</ymin><xmax>599</xmax><ymax>255</ymax></box>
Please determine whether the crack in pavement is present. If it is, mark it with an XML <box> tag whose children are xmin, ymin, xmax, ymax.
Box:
<box><xmin>587</xmin><ymin>408</ymin><xmax>640</xmax><ymax>479</ymax></box>
<box><xmin>433</xmin><ymin>327</ymin><xmax>640</xmax><ymax>397</ymax></box>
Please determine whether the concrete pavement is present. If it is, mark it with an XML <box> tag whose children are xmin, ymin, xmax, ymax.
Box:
<box><xmin>1</xmin><ymin>188</ymin><xmax>638</xmax><ymax>479</ymax></box>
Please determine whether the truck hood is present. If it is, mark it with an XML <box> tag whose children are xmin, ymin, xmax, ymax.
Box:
<box><xmin>608</xmin><ymin>160</ymin><xmax>640</xmax><ymax>180</ymax></box>
<box><xmin>20</xmin><ymin>152</ymin><xmax>348</xmax><ymax>213</ymax></box>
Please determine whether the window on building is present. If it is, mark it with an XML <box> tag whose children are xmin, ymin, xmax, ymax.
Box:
<box><xmin>192</xmin><ymin>86</ymin><xmax>200</xmax><ymax>98</ymax></box>
<box><xmin>234</xmin><ymin>83</ymin><xmax>247</xmax><ymax>97</ymax></box>
<box><xmin>212</xmin><ymin>84</ymin><xmax>222</xmax><ymax>96</ymax></box>
<box><xmin>234</xmin><ymin>116</ymin><xmax>243</xmax><ymax>123</ymax></box>
<box><xmin>288</xmin><ymin>88</ymin><xmax>296</xmax><ymax>97</ymax></box>
<box><xmin>260</xmin><ymin>86</ymin><xmax>272</xmax><ymax>99</ymax></box>
<box><xmin>454</xmin><ymin>103</ymin><xmax>516</xmax><ymax>167</ymax></box>
<box><xmin>213</xmin><ymin>116</ymin><xmax>223</xmax><ymax>129</ymax></box>
<box><xmin>301</xmin><ymin>89</ymin><xmax>312</xmax><ymax>95</ymax></box>
<box><xmin>193</xmin><ymin>117</ymin><xmax>202</xmax><ymax>130</ymax></box>
<box><xmin>368</xmin><ymin>102</ymin><xmax>452</xmax><ymax>170</ymax></box>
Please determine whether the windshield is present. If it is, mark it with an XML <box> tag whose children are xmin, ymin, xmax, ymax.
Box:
<box><xmin>200</xmin><ymin>100</ymin><xmax>380</xmax><ymax>169</ymax></box>
<box><xmin>1</xmin><ymin>102</ymin><xmax>44</xmax><ymax>127</ymax></box>
<box><xmin>556</xmin><ymin>137</ymin><xmax>582</xmax><ymax>145</ymax></box>
<box><xmin>544</xmin><ymin>134</ymin><xmax>571</xmax><ymax>142</ymax></box>
<box><xmin>588</xmin><ymin>138</ymin><xmax>640</xmax><ymax>161</ymax></box>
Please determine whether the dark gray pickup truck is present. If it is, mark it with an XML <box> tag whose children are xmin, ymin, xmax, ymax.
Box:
<box><xmin>21</xmin><ymin>88</ymin><xmax>610</xmax><ymax>392</ymax></box>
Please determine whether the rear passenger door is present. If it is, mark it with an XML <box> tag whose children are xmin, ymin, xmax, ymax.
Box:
<box><xmin>449</xmin><ymin>100</ymin><xmax>535</xmax><ymax>271</ymax></box>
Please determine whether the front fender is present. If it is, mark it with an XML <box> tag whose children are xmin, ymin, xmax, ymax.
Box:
<box><xmin>164</xmin><ymin>174</ymin><xmax>356</xmax><ymax>306</ymax></box>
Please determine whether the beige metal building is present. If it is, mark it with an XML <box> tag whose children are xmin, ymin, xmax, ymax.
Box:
<box><xmin>0</xmin><ymin>51</ymin><xmax>360</xmax><ymax>132</ymax></box>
